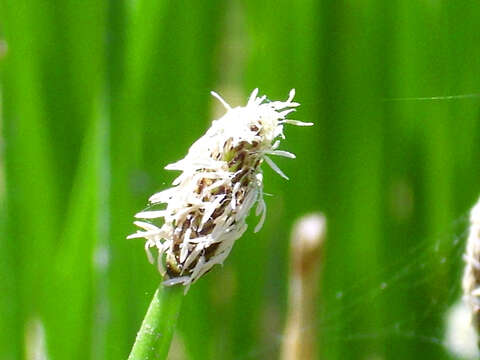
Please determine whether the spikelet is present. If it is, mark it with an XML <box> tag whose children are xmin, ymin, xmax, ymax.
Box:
<box><xmin>128</xmin><ymin>89</ymin><xmax>312</xmax><ymax>291</ymax></box>
<box><xmin>462</xmin><ymin>198</ymin><xmax>480</xmax><ymax>336</ymax></box>
<box><xmin>444</xmin><ymin>300</ymin><xmax>479</xmax><ymax>359</ymax></box>
<box><xmin>281</xmin><ymin>213</ymin><xmax>326</xmax><ymax>360</ymax></box>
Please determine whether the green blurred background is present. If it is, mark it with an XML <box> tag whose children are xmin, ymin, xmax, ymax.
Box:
<box><xmin>1</xmin><ymin>0</ymin><xmax>480</xmax><ymax>359</ymax></box>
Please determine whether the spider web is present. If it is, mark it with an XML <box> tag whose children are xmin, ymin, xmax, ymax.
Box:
<box><xmin>237</xmin><ymin>208</ymin><xmax>473</xmax><ymax>360</ymax></box>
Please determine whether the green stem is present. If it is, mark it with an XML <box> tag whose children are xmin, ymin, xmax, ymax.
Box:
<box><xmin>128</xmin><ymin>284</ymin><xmax>184</xmax><ymax>360</ymax></box>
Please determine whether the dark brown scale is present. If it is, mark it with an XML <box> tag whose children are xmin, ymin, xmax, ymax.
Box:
<box><xmin>236</xmin><ymin>142</ymin><xmax>245</xmax><ymax>151</ymax></box>
<box><xmin>199</xmin><ymin>220</ymin><xmax>215</xmax><ymax>236</ymax></box>
<box><xmin>241</xmin><ymin>176</ymin><xmax>251</xmax><ymax>186</ymax></box>
<box><xmin>196</xmin><ymin>178</ymin><xmax>205</xmax><ymax>194</ymax></box>
<box><xmin>235</xmin><ymin>190</ymin><xmax>246</xmax><ymax>204</ymax></box>
<box><xmin>211</xmin><ymin>198</ymin><xmax>229</xmax><ymax>219</ymax></box>
<box><xmin>196</xmin><ymin>177</ymin><xmax>214</xmax><ymax>195</ymax></box>
<box><xmin>173</xmin><ymin>216</ymin><xmax>191</xmax><ymax>245</ymax></box>
<box><xmin>203</xmin><ymin>242</ymin><xmax>221</xmax><ymax>262</ymax></box>
<box><xmin>228</xmin><ymin>151</ymin><xmax>246</xmax><ymax>169</ymax></box>
<box><xmin>191</xmin><ymin>224</ymin><xmax>200</xmax><ymax>237</ymax></box>
<box><xmin>211</xmin><ymin>185</ymin><xmax>226</xmax><ymax>196</ymax></box>
<box><xmin>232</xmin><ymin>169</ymin><xmax>248</xmax><ymax>183</ymax></box>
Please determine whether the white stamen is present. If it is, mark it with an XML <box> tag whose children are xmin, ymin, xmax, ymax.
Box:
<box><xmin>135</xmin><ymin>210</ymin><xmax>167</xmax><ymax>219</ymax></box>
<box><xmin>269</xmin><ymin>150</ymin><xmax>296</xmax><ymax>159</ymax></box>
<box><xmin>264</xmin><ymin>155</ymin><xmax>289</xmax><ymax>180</ymax></box>
<box><xmin>254</xmin><ymin>198</ymin><xmax>267</xmax><ymax>233</ymax></box>
<box><xmin>211</xmin><ymin>91</ymin><xmax>232</xmax><ymax>110</ymax></box>
<box><xmin>282</xmin><ymin>119</ymin><xmax>314</xmax><ymax>126</ymax></box>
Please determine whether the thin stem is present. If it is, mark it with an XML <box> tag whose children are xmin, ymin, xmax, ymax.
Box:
<box><xmin>128</xmin><ymin>284</ymin><xmax>184</xmax><ymax>360</ymax></box>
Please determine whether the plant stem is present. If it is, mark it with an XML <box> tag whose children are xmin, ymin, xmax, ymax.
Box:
<box><xmin>128</xmin><ymin>284</ymin><xmax>184</xmax><ymax>360</ymax></box>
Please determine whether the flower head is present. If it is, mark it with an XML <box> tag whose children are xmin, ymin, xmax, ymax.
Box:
<box><xmin>128</xmin><ymin>89</ymin><xmax>312</xmax><ymax>290</ymax></box>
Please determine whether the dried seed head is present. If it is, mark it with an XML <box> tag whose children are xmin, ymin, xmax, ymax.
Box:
<box><xmin>463</xmin><ymin>198</ymin><xmax>480</xmax><ymax>334</ymax></box>
<box><xmin>128</xmin><ymin>89</ymin><xmax>312</xmax><ymax>291</ymax></box>
<box><xmin>282</xmin><ymin>213</ymin><xmax>326</xmax><ymax>360</ymax></box>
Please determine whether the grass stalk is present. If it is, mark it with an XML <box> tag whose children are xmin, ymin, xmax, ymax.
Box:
<box><xmin>128</xmin><ymin>284</ymin><xmax>184</xmax><ymax>360</ymax></box>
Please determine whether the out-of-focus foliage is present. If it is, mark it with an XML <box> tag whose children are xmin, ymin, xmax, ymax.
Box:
<box><xmin>1</xmin><ymin>0</ymin><xmax>479</xmax><ymax>359</ymax></box>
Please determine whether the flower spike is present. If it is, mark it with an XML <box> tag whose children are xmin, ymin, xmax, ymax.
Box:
<box><xmin>128</xmin><ymin>89</ymin><xmax>312</xmax><ymax>291</ymax></box>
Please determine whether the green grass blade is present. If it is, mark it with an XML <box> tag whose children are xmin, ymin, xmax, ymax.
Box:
<box><xmin>0</xmin><ymin>2</ymin><xmax>60</xmax><ymax>358</ymax></box>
